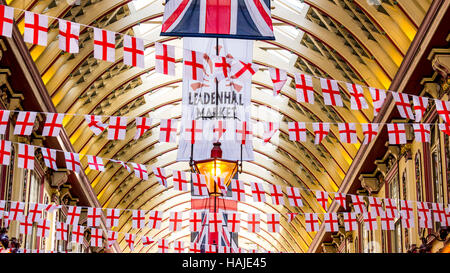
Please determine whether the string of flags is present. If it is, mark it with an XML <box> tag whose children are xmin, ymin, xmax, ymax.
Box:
<box><xmin>0</xmin><ymin>5</ymin><xmax>449</xmax><ymax>119</ymax></box>
<box><xmin>0</xmin><ymin>193</ymin><xmax>448</xmax><ymax>253</ymax></box>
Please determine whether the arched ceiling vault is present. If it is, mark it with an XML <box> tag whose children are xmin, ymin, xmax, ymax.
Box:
<box><xmin>9</xmin><ymin>0</ymin><xmax>431</xmax><ymax>252</ymax></box>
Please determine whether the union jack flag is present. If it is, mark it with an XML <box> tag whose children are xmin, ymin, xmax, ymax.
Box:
<box><xmin>160</xmin><ymin>0</ymin><xmax>275</xmax><ymax>40</ymax></box>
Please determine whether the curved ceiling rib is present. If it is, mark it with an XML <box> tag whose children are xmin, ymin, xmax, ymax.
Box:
<box><xmin>10</xmin><ymin>0</ymin><xmax>430</xmax><ymax>252</ymax></box>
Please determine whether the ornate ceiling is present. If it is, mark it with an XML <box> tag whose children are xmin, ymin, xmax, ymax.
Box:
<box><xmin>9</xmin><ymin>0</ymin><xmax>431</xmax><ymax>252</ymax></box>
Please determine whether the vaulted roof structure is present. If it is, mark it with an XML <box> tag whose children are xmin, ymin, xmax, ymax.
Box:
<box><xmin>8</xmin><ymin>0</ymin><xmax>432</xmax><ymax>252</ymax></box>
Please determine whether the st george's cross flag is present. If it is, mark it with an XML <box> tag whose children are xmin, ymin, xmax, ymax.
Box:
<box><xmin>24</xmin><ymin>11</ymin><xmax>48</xmax><ymax>46</ymax></box>
<box><xmin>160</xmin><ymin>0</ymin><xmax>275</xmax><ymax>40</ymax></box>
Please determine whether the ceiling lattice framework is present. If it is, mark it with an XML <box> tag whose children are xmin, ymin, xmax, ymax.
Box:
<box><xmin>9</xmin><ymin>0</ymin><xmax>431</xmax><ymax>252</ymax></box>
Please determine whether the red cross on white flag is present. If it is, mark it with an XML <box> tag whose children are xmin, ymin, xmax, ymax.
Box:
<box><xmin>231</xmin><ymin>179</ymin><xmax>246</xmax><ymax>202</ymax></box>
<box><xmin>347</xmin><ymin>83</ymin><xmax>368</xmax><ymax>110</ymax></box>
<box><xmin>380</xmin><ymin>211</ymin><xmax>395</xmax><ymax>230</ymax></box>
<box><xmin>363</xmin><ymin>212</ymin><xmax>378</xmax><ymax>230</ymax></box>
<box><xmin>148</xmin><ymin>210</ymin><xmax>163</xmax><ymax>229</ymax></box>
<box><xmin>155</xmin><ymin>42</ymin><xmax>176</xmax><ymax>75</ymax></box>
<box><xmin>173</xmin><ymin>240</ymin><xmax>185</xmax><ymax>253</ymax></box>
<box><xmin>304</xmin><ymin>213</ymin><xmax>319</xmax><ymax>232</ymax></box>
<box><xmin>227</xmin><ymin>212</ymin><xmax>240</xmax><ymax>232</ymax></box>
<box><xmin>0</xmin><ymin>110</ymin><xmax>9</xmax><ymax>135</ymax></box>
<box><xmin>0</xmin><ymin>200</ymin><xmax>5</xmax><ymax>219</ymax></box>
<box><xmin>14</xmin><ymin>111</ymin><xmax>37</xmax><ymax>136</ymax></box>
<box><xmin>320</xmin><ymin>78</ymin><xmax>342</xmax><ymax>107</ymax></box>
<box><xmin>213</xmin><ymin>120</ymin><xmax>227</xmax><ymax>142</ymax></box>
<box><xmin>387</xmin><ymin>123</ymin><xmax>407</xmax><ymax>145</ymax></box>
<box><xmin>87</xmin><ymin>207</ymin><xmax>103</xmax><ymax>227</ymax></box>
<box><xmin>312</xmin><ymin>122</ymin><xmax>330</xmax><ymax>144</ymax></box>
<box><xmin>231</xmin><ymin>60</ymin><xmax>259</xmax><ymax>80</ymax></box>
<box><xmin>392</xmin><ymin>92</ymin><xmax>414</xmax><ymax>120</ymax></box>
<box><xmin>71</xmin><ymin>225</ymin><xmax>85</xmax><ymax>244</ymax></box>
<box><xmin>286</xmin><ymin>186</ymin><xmax>303</xmax><ymax>207</ymax></box>
<box><xmin>214</xmin><ymin>176</ymin><xmax>228</xmax><ymax>195</ymax></box>
<box><xmin>90</xmin><ymin>228</ymin><xmax>103</xmax><ymax>247</ymax></box>
<box><xmin>268</xmin><ymin>67</ymin><xmax>287</xmax><ymax>96</ymax></box>
<box><xmin>142</xmin><ymin>236</ymin><xmax>154</xmax><ymax>247</ymax></box>
<box><xmin>401</xmin><ymin>213</ymin><xmax>415</xmax><ymax>229</ymax></box>
<box><xmin>247</xmin><ymin>213</ymin><xmax>260</xmax><ymax>233</ymax></box>
<box><xmin>64</xmin><ymin>152</ymin><xmax>81</xmax><ymax>173</ymax></box>
<box><xmin>153</xmin><ymin>167</ymin><xmax>168</xmax><ymax>187</ymax></box>
<box><xmin>0</xmin><ymin>5</ymin><xmax>14</xmax><ymax>38</ymax></box>
<box><xmin>435</xmin><ymin>99</ymin><xmax>450</xmax><ymax>124</ymax></box>
<box><xmin>158</xmin><ymin>238</ymin><xmax>169</xmax><ymax>253</ymax></box>
<box><xmin>432</xmin><ymin>203</ymin><xmax>447</xmax><ymax>226</ymax></box>
<box><xmin>192</xmin><ymin>173</ymin><xmax>208</xmax><ymax>196</ymax></box>
<box><xmin>134</xmin><ymin>117</ymin><xmax>152</xmax><ymax>140</ymax></box>
<box><xmin>29</xmin><ymin>203</ymin><xmax>44</xmax><ymax>223</ymax></box>
<box><xmin>106</xmin><ymin>208</ymin><xmax>120</xmax><ymax>228</ymax></box>
<box><xmin>288</xmin><ymin>122</ymin><xmax>307</xmax><ymax>142</ymax></box>
<box><xmin>85</xmin><ymin>115</ymin><xmax>107</xmax><ymax>135</ymax></box>
<box><xmin>132</xmin><ymin>210</ymin><xmax>146</xmax><ymax>229</ymax></box>
<box><xmin>124</xmin><ymin>35</ymin><xmax>144</xmax><ymax>68</ymax></box>
<box><xmin>286</xmin><ymin>213</ymin><xmax>298</xmax><ymax>223</ymax></box>
<box><xmin>368</xmin><ymin>196</ymin><xmax>383</xmax><ymax>217</ymax></box>
<box><xmin>208</xmin><ymin>212</ymin><xmax>223</xmax><ymax>233</ymax></box>
<box><xmin>125</xmin><ymin>233</ymin><xmax>136</xmax><ymax>251</ymax></box>
<box><xmin>266</xmin><ymin>213</ymin><xmax>280</xmax><ymax>233</ymax></box>
<box><xmin>236</xmin><ymin>121</ymin><xmax>252</xmax><ymax>145</ymax></box>
<box><xmin>110</xmin><ymin>159</ymin><xmax>131</xmax><ymax>173</ymax></box>
<box><xmin>2</xmin><ymin>211</ymin><xmax>10</xmax><ymax>228</ymax></box>
<box><xmin>190</xmin><ymin>211</ymin><xmax>203</xmax><ymax>232</ymax></box>
<box><xmin>169</xmin><ymin>211</ymin><xmax>183</xmax><ymax>232</ymax></box>
<box><xmin>334</xmin><ymin>193</ymin><xmax>347</xmax><ymax>209</ymax></box>
<box><xmin>400</xmin><ymin>200</ymin><xmax>414</xmax><ymax>220</ymax></box>
<box><xmin>173</xmin><ymin>170</ymin><xmax>189</xmax><ymax>191</ymax></box>
<box><xmin>338</xmin><ymin>123</ymin><xmax>357</xmax><ymax>144</ymax></box>
<box><xmin>250</xmin><ymin>182</ymin><xmax>266</xmax><ymax>203</ymax></box>
<box><xmin>37</xmin><ymin>219</ymin><xmax>51</xmax><ymax>238</ymax></box>
<box><xmin>184</xmin><ymin>119</ymin><xmax>203</xmax><ymax>144</ymax></box>
<box><xmin>43</xmin><ymin>203</ymin><xmax>61</xmax><ymax>214</ymax></box>
<box><xmin>19</xmin><ymin>218</ymin><xmax>33</xmax><ymax>235</ymax></box>
<box><xmin>184</xmin><ymin>49</ymin><xmax>205</xmax><ymax>81</ymax></box>
<box><xmin>269</xmin><ymin>184</ymin><xmax>284</xmax><ymax>206</ymax></box>
<box><xmin>295</xmin><ymin>73</ymin><xmax>314</xmax><ymax>104</ymax></box>
<box><xmin>316</xmin><ymin>191</ymin><xmax>329</xmax><ymax>211</ymax></box>
<box><xmin>190</xmin><ymin>242</ymin><xmax>201</xmax><ymax>253</ymax></box>
<box><xmin>87</xmin><ymin>155</ymin><xmax>105</xmax><ymax>172</ymax></box>
<box><xmin>0</xmin><ymin>140</ymin><xmax>11</xmax><ymax>166</ymax></box>
<box><xmin>108</xmin><ymin>116</ymin><xmax>127</xmax><ymax>140</ymax></box>
<box><xmin>351</xmin><ymin>195</ymin><xmax>367</xmax><ymax>214</ymax></box>
<box><xmin>361</xmin><ymin>123</ymin><xmax>379</xmax><ymax>144</ymax></box>
<box><xmin>214</xmin><ymin>56</ymin><xmax>233</xmax><ymax>81</ymax></box>
<box><xmin>66</xmin><ymin>205</ymin><xmax>81</xmax><ymax>226</ymax></box>
<box><xmin>262</xmin><ymin>122</ymin><xmax>278</xmax><ymax>143</ymax></box>
<box><xmin>56</xmin><ymin>222</ymin><xmax>68</xmax><ymax>241</ymax></box>
<box><xmin>159</xmin><ymin>119</ymin><xmax>178</xmax><ymax>143</ymax></box>
<box><xmin>369</xmin><ymin>87</ymin><xmax>386</xmax><ymax>117</ymax></box>
<box><xmin>412</xmin><ymin>95</ymin><xmax>429</xmax><ymax>122</ymax></box>
<box><xmin>324</xmin><ymin>213</ymin><xmax>339</xmax><ymax>232</ymax></box>
<box><xmin>24</xmin><ymin>11</ymin><xmax>48</xmax><ymax>46</ymax></box>
<box><xmin>131</xmin><ymin>163</ymin><xmax>148</xmax><ymax>180</ymax></box>
<box><xmin>413</xmin><ymin>123</ymin><xmax>431</xmax><ymax>143</ymax></box>
<box><xmin>42</xmin><ymin>113</ymin><xmax>64</xmax><ymax>137</ymax></box>
<box><xmin>58</xmin><ymin>19</ymin><xmax>80</xmax><ymax>53</ymax></box>
<box><xmin>343</xmin><ymin>212</ymin><xmax>358</xmax><ymax>231</ymax></box>
<box><xmin>107</xmin><ymin>230</ymin><xmax>118</xmax><ymax>247</ymax></box>
<box><xmin>93</xmin><ymin>28</ymin><xmax>115</xmax><ymax>62</ymax></box>
<box><xmin>17</xmin><ymin>143</ymin><xmax>35</xmax><ymax>170</ymax></box>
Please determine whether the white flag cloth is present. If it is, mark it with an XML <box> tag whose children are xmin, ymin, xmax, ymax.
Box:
<box><xmin>106</xmin><ymin>208</ymin><xmax>120</xmax><ymax>228</ymax></box>
<box><xmin>288</xmin><ymin>122</ymin><xmax>307</xmax><ymax>142</ymax></box>
<box><xmin>320</xmin><ymin>78</ymin><xmax>342</xmax><ymax>107</ymax></box>
<box><xmin>312</xmin><ymin>122</ymin><xmax>330</xmax><ymax>144</ymax></box>
<box><xmin>85</xmin><ymin>115</ymin><xmax>107</xmax><ymax>135</ymax></box>
<box><xmin>108</xmin><ymin>116</ymin><xmax>127</xmax><ymax>140</ymax></box>
<box><xmin>413</xmin><ymin>124</ymin><xmax>431</xmax><ymax>143</ymax></box>
<box><xmin>214</xmin><ymin>56</ymin><xmax>233</xmax><ymax>81</ymax></box>
<box><xmin>247</xmin><ymin>213</ymin><xmax>260</xmax><ymax>233</ymax></box>
<box><xmin>343</xmin><ymin>212</ymin><xmax>358</xmax><ymax>231</ymax></box>
<box><xmin>108</xmin><ymin>230</ymin><xmax>118</xmax><ymax>247</ymax></box>
<box><xmin>71</xmin><ymin>225</ymin><xmax>84</xmax><ymax>244</ymax></box>
<box><xmin>65</xmin><ymin>205</ymin><xmax>81</xmax><ymax>225</ymax></box>
<box><xmin>231</xmin><ymin>179</ymin><xmax>246</xmax><ymax>202</ymax></box>
<box><xmin>183</xmin><ymin>120</ymin><xmax>203</xmax><ymax>144</ymax></box>
<box><xmin>148</xmin><ymin>210</ymin><xmax>163</xmax><ymax>229</ymax></box>
<box><xmin>363</xmin><ymin>212</ymin><xmax>378</xmax><ymax>230</ymax></box>
<box><xmin>42</xmin><ymin>113</ymin><xmax>64</xmax><ymax>137</ymax></box>
<box><xmin>58</xmin><ymin>19</ymin><xmax>80</xmax><ymax>53</ymax></box>
<box><xmin>0</xmin><ymin>140</ymin><xmax>11</xmax><ymax>166</ymax></box>
<box><xmin>130</xmin><ymin>163</ymin><xmax>148</xmax><ymax>180</ymax></box>
<box><xmin>0</xmin><ymin>110</ymin><xmax>9</xmax><ymax>135</ymax></box>
<box><xmin>132</xmin><ymin>210</ymin><xmax>146</xmax><ymax>229</ymax></box>
<box><xmin>435</xmin><ymin>99</ymin><xmax>450</xmax><ymax>124</ymax></box>
<box><xmin>93</xmin><ymin>28</ymin><xmax>116</xmax><ymax>62</ymax></box>
<box><xmin>159</xmin><ymin>119</ymin><xmax>178</xmax><ymax>143</ymax></box>
<box><xmin>192</xmin><ymin>173</ymin><xmax>208</xmax><ymax>196</ymax></box>
<box><xmin>169</xmin><ymin>211</ymin><xmax>183</xmax><ymax>232</ymax></box>
<box><xmin>183</xmin><ymin>49</ymin><xmax>205</xmax><ymax>81</ymax></box>
<box><xmin>172</xmin><ymin>170</ymin><xmax>189</xmax><ymax>191</ymax></box>
<box><xmin>392</xmin><ymin>92</ymin><xmax>414</xmax><ymax>120</ymax></box>
<box><xmin>338</xmin><ymin>123</ymin><xmax>357</xmax><ymax>144</ymax></box>
<box><xmin>347</xmin><ymin>83</ymin><xmax>368</xmax><ymax>110</ymax></box>
<box><xmin>227</xmin><ymin>212</ymin><xmax>240</xmax><ymax>232</ymax></box>
<box><xmin>123</xmin><ymin>35</ymin><xmax>144</xmax><ymax>68</ymax></box>
<box><xmin>87</xmin><ymin>207</ymin><xmax>103</xmax><ymax>227</ymax></box>
<box><xmin>155</xmin><ymin>42</ymin><xmax>176</xmax><ymax>75</ymax></box>
<box><xmin>56</xmin><ymin>222</ymin><xmax>68</xmax><ymax>241</ymax></box>
<box><xmin>262</xmin><ymin>122</ymin><xmax>278</xmax><ymax>143</ymax></box>
<box><xmin>286</xmin><ymin>186</ymin><xmax>303</xmax><ymax>207</ymax></box>
<box><xmin>315</xmin><ymin>191</ymin><xmax>329</xmax><ymax>211</ymax></box>
<box><xmin>268</xmin><ymin>67</ymin><xmax>287</xmax><ymax>96</ymax></box>
<box><xmin>87</xmin><ymin>155</ymin><xmax>105</xmax><ymax>172</ymax></box>
<box><xmin>412</xmin><ymin>95</ymin><xmax>429</xmax><ymax>122</ymax></box>
<box><xmin>153</xmin><ymin>167</ymin><xmax>168</xmax><ymax>187</ymax></box>
<box><xmin>0</xmin><ymin>5</ymin><xmax>14</xmax><ymax>38</ymax></box>
<box><xmin>90</xmin><ymin>228</ymin><xmax>103</xmax><ymax>247</ymax></box>
<box><xmin>230</xmin><ymin>60</ymin><xmax>259</xmax><ymax>80</ymax></box>
<box><xmin>361</xmin><ymin>123</ymin><xmax>379</xmax><ymax>144</ymax></box>
<box><xmin>134</xmin><ymin>117</ymin><xmax>152</xmax><ymax>140</ymax></box>
<box><xmin>24</xmin><ymin>11</ymin><xmax>48</xmax><ymax>46</ymax></box>
<box><xmin>269</xmin><ymin>184</ymin><xmax>284</xmax><ymax>206</ymax></box>
<box><xmin>250</xmin><ymin>182</ymin><xmax>266</xmax><ymax>203</ymax></box>
<box><xmin>369</xmin><ymin>87</ymin><xmax>386</xmax><ymax>117</ymax></box>
<box><xmin>266</xmin><ymin>213</ymin><xmax>280</xmax><ymax>233</ymax></box>
<box><xmin>304</xmin><ymin>213</ymin><xmax>319</xmax><ymax>232</ymax></box>
<box><xmin>14</xmin><ymin>111</ymin><xmax>37</xmax><ymax>136</ymax></box>
<box><xmin>17</xmin><ymin>143</ymin><xmax>35</xmax><ymax>170</ymax></box>
<box><xmin>125</xmin><ymin>233</ymin><xmax>136</xmax><ymax>251</ymax></box>
<box><xmin>387</xmin><ymin>123</ymin><xmax>407</xmax><ymax>145</ymax></box>
<box><xmin>235</xmin><ymin>121</ymin><xmax>253</xmax><ymax>145</ymax></box>
<box><xmin>295</xmin><ymin>73</ymin><xmax>314</xmax><ymax>104</ymax></box>
<box><xmin>64</xmin><ymin>152</ymin><xmax>81</xmax><ymax>173</ymax></box>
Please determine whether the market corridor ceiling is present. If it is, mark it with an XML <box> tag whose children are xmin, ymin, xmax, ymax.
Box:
<box><xmin>9</xmin><ymin>0</ymin><xmax>431</xmax><ymax>252</ymax></box>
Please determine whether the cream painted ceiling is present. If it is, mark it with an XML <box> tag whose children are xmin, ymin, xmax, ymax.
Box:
<box><xmin>9</xmin><ymin>0</ymin><xmax>431</xmax><ymax>252</ymax></box>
